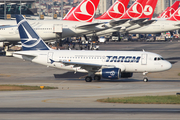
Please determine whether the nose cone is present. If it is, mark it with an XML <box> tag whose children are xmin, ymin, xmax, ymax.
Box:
<box><xmin>163</xmin><ymin>61</ymin><xmax>172</xmax><ymax>71</ymax></box>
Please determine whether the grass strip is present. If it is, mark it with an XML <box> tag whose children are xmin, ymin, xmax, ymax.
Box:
<box><xmin>97</xmin><ymin>95</ymin><xmax>180</xmax><ymax>104</ymax></box>
<box><xmin>0</xmin><ymin>85</ymin><xmax>57</xmax><ymax>91</ymax></box>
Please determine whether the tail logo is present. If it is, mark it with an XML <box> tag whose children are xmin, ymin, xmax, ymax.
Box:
<box><xmin>107</xmin><ymin>1</ymin><xmax>126</xmax><ymax>19</ymax></box>
<box><xmin>17</xmin><ymin>20</ymin><xmax>41</xmax><ymax>48</ymax></box>
<box><xmin>143</xmin><ymin>5</ymin><xmax>153</xmax><ymax>16</ymax></box>
<box><xmin>169</xmin><ymin>8</ymin><xmax>176</xmax><ymax>16</ymax></box>
<box><xmin>172</xmin><ymin>9</ymin><xmax>180</xmax><ymax>21</ymax></box>
<box><xmin>73</xmin><ymin>0</ymin><xmax>95</xmax><ymax>22</ymax></box>
<box><xmin>127</xmin><ymin>2</ymin><xmax>143</xmax><ymax>18</ymax></box>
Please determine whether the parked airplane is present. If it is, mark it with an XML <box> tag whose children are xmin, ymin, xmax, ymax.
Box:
<box><xmin>13</xmin><ymin>15</ymin><xmax>172</xmax><ymax>82</ymax></box>
<box><xmin>0</xmin><ymin>0</ymin><xmax>118</xmax><ymax>43</ymax></box>
<box><xmin>157</xmin><ymin>1</ymin><xmax>180</xmax><ymax>18</ymax></box>
<box><xmin>87</xmin><ymin>0</ymin><xmax>157</xmax><ymax>36</ymax></box>
<box><xmin>129</xmin><ymin>7</ymin><xmax>180</xmax><ymax>34</ymax></box>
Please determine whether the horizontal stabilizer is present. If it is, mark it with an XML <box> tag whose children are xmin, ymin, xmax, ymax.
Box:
<box><xmin>13</xmin><ymin>52</ymin><xmax>37</xmax><ymax>57</ymax></box>
<box><xmin>109</xmin><ymin>19</ymin><xmax>130</xmax><ymax>26</ymax></box>
<box><xmin>0</xmin><ymin>25</ymin><xmax>17</xmax><ymax>28</ymax></box>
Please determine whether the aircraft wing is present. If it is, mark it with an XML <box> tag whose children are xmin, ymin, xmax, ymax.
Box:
<box><xmin>50</xmin><ymin>59</ymin><xmax>115</xmax><ymax>71</ymax></box>
<box><xmin>109</xmin><ymin>19</ymin><xmax>130</xmax><ymax>26</ymax></box>
<box><xmin>129</xmin><ymin>18</ymin><xmax>148</xmax><ymax>25</ymax></box>
<box><xmin>139</xmin><ymin>20</ymin><xmax>157</xmax><ymax>26</ymax></box>
<box><xmin>76</xmin><ymin>23</ymin><xmax>104</xmax><ymax>29</ymax></box>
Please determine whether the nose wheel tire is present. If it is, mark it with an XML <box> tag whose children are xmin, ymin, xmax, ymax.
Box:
<box><xmin>94</xmin><ymin>75</ymin><xmax>101</xmax><ymax>81</ymax></box>
<box><xmin>85</xmin><ymin>76</ymin><xmax>92</xmax><ymax>82</ymax></box>
<box><xmin>143</xmin><ymin>78</ymin><xmax>148</xmax><ymax>82</ymax></box>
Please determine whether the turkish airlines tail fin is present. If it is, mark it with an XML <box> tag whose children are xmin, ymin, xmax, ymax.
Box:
<box><xmin>157</xmin><ymin>7</ymin><xmax>170</xmax><ymax>18</ymax></box>
<box><xmin>63</xmin><ymin>0</ymin><xmax>100</xmax><ymax>22</ymax></box>
<box><xmin>15</xmin><ymin>15</ymin><xmax>50</xmax><ymax>51</ymax></box>
<box><xmin>95</xmin><ymin>0</ymin><xmax>130</xmax><ymax>20</ymax></box>
<box><xmin>139</xmin><ymin>0</ymin><xmax>158</xmax><ymax>20</ymax></box>
<box><xmin>63</xmin><ymin>7</ymin><xmax>76</xmax><ymax>19</ymax></box>
<box><xmin>120</xmin><ymin>0</ymin><xmax>147</xmax><ymax>19</ymax></box>
<box><xmin>158</xmin><ymin>1</ymin><xmax>180</xmax><ymax>18</ymax></box>
<box><xmin>167</xmin><ymin>7</ymin><xmax>180</xmax><ymax>21</ymax></box>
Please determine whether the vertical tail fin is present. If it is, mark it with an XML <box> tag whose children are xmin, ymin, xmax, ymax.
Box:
<box><xmin>157</xmin><ymin>7</ymin><xmax>171</xmax><ymax>18</ymax></box>
<box><xmin>63</xmin><ymin>7</ymin><xmax>76</xmax><ymax>19</ymax></box>
<box><xmin>158</xmin><ymin>1</ymin><xmax>180</xmax><ymax>18</ymax></box>
<box><xmin>167</xmin><ymin>7</ymin><xmax>180</xmax><ymax>21</ymax></box>
<box><xmin>63</xmin><ymin>0</ymin><xmax>100</xmax><ymax>22</ymax></box>
<box><xmin>95</xmin><ymin>0</ymin><xmax>130</xmax><ymax>20</ymax></box>
<box><xmin>139</xmin><ymin>0</ymin><xmax>158</xmax><ymax>20</ymax></box>
<box><xmin>169</xmin><ymin>1</ymin><xmax>180</xmax><ymax>17</ymax></box>
<box><xmin>16</xmin><ymin>15</ymin><xmax>50</xmax><ymax>51</ymax></box>
<box><xmin>121</xmin><ymin>0</ymin><xmax>147</xmax><ymax>19</ymax></box>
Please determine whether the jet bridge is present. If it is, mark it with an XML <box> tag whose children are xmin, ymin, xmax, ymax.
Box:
<box><xmin>53</xmin><ymin>24</ymin><xmax>63</xmax><ymax>49</ymax></box>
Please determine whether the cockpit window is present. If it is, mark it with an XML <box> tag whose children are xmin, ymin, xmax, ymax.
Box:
<box><xmin>154</xmin><ymin>57</ymin><xmax>164</xmax><ymax>61</ymax></box>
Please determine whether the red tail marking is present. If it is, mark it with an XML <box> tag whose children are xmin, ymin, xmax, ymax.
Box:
<box><xmin>140</xmin><ymin>0</ymin><xmax>158</xmax><ymax>20</ymax></box>
<box><xmin>63</xmin><ymin>0</ymin><xmax>100</xmax><ymax>22</ymax></box>
<box><xmin>96</xmin><ymin>0</ymin><xmax>130</xmax><ymax>20</ymax></box>
<box><xmin>168</xmin><ymin>7</ymin><xmax>180</xmax><ymax>21</ymax></box>
<box><xmin>121</xmin><ymin>0</ymin><xmax>147</xmax><ymax>19</ymax></box>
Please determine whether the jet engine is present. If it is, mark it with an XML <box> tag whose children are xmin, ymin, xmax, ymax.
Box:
<box><xmin>101</xmin><ymin>68</ymin><xmax>121</xmax><ymax>79</ymax></box>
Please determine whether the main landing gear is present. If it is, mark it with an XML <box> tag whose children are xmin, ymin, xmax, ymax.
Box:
<box><xmin>85</xmin><ymin>75</ymin><xmax>101</xmax><ymax>82</ymax></box>
<box><xmin>143</xmin><ymin>72</ymin><xmax>148</xmax><ymax>82</ymax></box>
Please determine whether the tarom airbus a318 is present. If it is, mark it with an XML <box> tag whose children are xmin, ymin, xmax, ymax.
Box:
<box><xmin>13</xmin><ymin>15</ymin><xmax>172</xmax><ymax>82</ymax></box>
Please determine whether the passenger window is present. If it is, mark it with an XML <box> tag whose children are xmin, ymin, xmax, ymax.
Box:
<box><xmin>154</xmin><ymin>58</ymin><xmax>157</xmax><ymax>61</ymax></box>
<box><xmin>158</xmin><ymin>58</ymin><xmax>161</xmax><ymax>60</ymax></box>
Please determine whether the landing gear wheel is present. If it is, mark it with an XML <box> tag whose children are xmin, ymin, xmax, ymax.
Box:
<box><xmin>94</xmin><ymin>75</ymin><xmax>101</xmax><ymax>81</ymax></box>
<box><xmin>85</xmin><ymin>76</ymin><xmax>92</xmax><ymax>82</ymax></box>
<box><xmin>143</xmin><ymin>77</ymin><xmax>148</xmax><ymax>82</ymax></box>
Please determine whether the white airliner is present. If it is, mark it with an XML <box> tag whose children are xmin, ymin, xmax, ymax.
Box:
<box><xmin>13</xmin><ymin>15</ymin><xmax>172</xmax><ymax>82</ymax></box>
<box><xmin>87</xmin><ymin>0</ymin><xmax>158</xmax><ymax>37</ymax></box>
<box><xmin>129</xmin><ymin>7</ymin><xmax>180</xmax><ymax>34</ymax></box>
<box><xmin>0</xmin><ymin>0</ymin><xmax>117</xmax><ymax>42</ymax></box>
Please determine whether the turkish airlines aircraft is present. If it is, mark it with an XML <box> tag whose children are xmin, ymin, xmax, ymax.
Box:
<box><xmin>87</xmin><ymin>0</ymin><xmax>157</xmax><ymax>36</ymax></box>
<box><xmin>157</xmin><ymin>1</ymin><xmax>180</xmax><ymax>18</ymax></box>
<box><xmin>0</xmin><ymin>0</ymin><xmax>117</xmax><ymax>42</ymax></box>
<box><xmin>129</xmin><ymin>7</ymin><xmax>180</xmax><ymax>34</ymax></box>
<box><xmin>13</xmin><ymin>15</ymin><xmax>172</xmax><ymax>82</ymax></box>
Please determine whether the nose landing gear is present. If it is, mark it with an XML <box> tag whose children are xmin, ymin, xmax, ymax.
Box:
<box><xmin>143</xmin><ymin>72</ymin><xmax>148</xmax><ymax>82</ymax></box>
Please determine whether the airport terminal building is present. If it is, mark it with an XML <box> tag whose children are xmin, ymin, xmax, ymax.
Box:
<box><xmin>0</xmin><ymin>0</ymin><xmax>36</xmax><ymax>19</ymax></box>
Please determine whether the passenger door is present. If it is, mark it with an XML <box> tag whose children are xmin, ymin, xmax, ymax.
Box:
<box><xmin>141</xmin><ymin>54</ymin><xmax>147</xmax><ymax>65</ymax></box>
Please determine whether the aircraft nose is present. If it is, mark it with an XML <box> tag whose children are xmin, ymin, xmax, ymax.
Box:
<box><xmin>163</xmin><ymin>61</ymin><xmax>172</xmax><ymax>71</ymax></box>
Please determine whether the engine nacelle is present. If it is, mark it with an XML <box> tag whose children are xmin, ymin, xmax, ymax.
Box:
<box><xmin>102</xmin><ymin>68</ymin><xmax>121</xmax><ymax>79</ymax></box>
<box><xmin>121</xmin><ymin>72</ymin><xmax>133</xmax><ymax>78</ymax></box>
